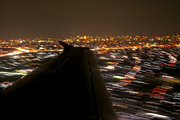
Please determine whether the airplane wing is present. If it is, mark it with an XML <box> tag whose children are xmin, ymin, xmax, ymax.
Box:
<box><xmin>0</xmin><ymin>42</ymin><xmax>117</xmax><ymax>120</ymax></box>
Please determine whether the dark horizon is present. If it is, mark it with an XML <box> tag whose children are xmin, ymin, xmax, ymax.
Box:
<box><xmin>0</xmin><ymin>0</ymin><xmax>180</xmax><ymax>40</ymax></box>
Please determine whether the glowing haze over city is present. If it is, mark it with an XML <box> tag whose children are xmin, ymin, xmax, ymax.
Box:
<box><xmin>0</xmin><ymin>0</ymin><xmax>180</xmax><ymax>39</ymax></box>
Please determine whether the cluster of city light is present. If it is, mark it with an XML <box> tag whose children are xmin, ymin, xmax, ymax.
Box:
<box><xmin>1</xmin><ymin>35</ymin><xmax>180</xmax><ymax>119</ymax></box>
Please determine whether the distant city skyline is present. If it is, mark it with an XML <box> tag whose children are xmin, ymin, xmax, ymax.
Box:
<box><xmin>0</xmin><ymin>0</ymin><xmax>180</xmax><ymax>40</ymax></box>
<box><xmin>1</xmin><ymin>33</ymin><xmax>180</xmax><ymax>41</ymax></box>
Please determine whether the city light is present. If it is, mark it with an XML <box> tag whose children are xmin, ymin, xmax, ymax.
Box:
<box><xmin>1</xmin><ymin>34</ymin><xmax>180</xmax><ymax>119</ymax></box>
<box><xmin>16</xmin><ymin>48</ymin><xmax>30</xmax><ymax>52</ymax></box>
<box><xmin>105</xmin><ymin>65</ymin><xmax>115</xmax><ymax>70</ymax></box>
<box><xmin>145</xmin><ymin>113</ymin><xmax>171</xmax><ymax>120</ymax></box>
<box><xmin>113</xmin><ymin>76</ymin><xmax>126</xmax><ymax>79</ymax></box>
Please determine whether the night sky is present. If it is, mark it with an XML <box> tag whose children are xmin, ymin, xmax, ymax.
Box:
<box><xmin>0</xmin><ymin>0</ymin><xmax>180</xmax><ymax>39</ymax></box>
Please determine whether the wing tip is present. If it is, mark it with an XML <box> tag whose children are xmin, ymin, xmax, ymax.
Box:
<box><xmin>58</xmin><ymin>41</ymin><xmax>73</xmax><ymax>52</ymax></box>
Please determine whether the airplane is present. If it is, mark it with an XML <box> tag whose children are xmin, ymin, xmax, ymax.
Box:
<box><xmin>0</xmin><ymin>41</ymin><xmax>117</xmax><ymax>120</ymax></box>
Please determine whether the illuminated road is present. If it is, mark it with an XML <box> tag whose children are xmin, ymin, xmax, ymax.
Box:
<box><xmin>0</xmin><ymin>47</ymin><xmax>63</xmax><ymax>57</ymax></box>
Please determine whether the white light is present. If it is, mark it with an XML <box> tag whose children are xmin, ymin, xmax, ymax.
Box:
<box><xmin>8</xmin><ymin>53</ymin><xmax>13</xmax><ymax>55</ymax></box>
<box><xmin>162</xmin><ymin>75</ymin><xmax>174</xmax><ymax>79</ymax></box>
<box><xmin>122</xmin><ymin>55</ymin><xmax>128</xmax><ymax>58</ymax></box>
<box><xmin>105</xmin><ymin>65</ymin><xmax>114</xmax><ymax>69</ymax></box>
<box><xmin>145</xmin><ymin>113</ymin><xmax>170</xmax><ymax>119</ymax></box>
<box><xmin>17</xmin><ymin>48</ymin><xmax>30</xmax><ymax>52</ymax></box>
